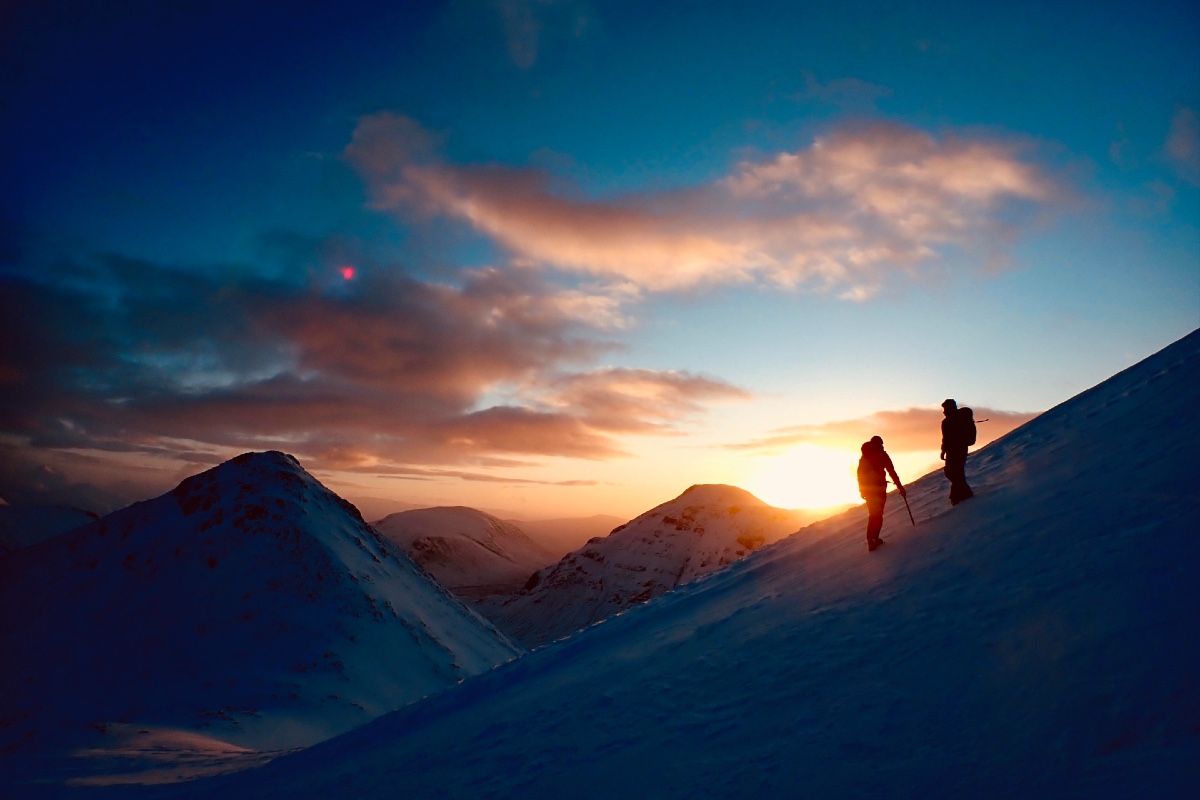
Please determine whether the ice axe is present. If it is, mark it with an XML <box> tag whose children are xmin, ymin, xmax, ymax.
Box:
<box><xmin>891</xmin><ymin>480</ymin><xmax>916</xmax><ymax>527</ymax></box>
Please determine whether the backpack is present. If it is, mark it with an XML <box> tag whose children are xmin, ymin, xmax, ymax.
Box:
<box><xmin>958</xmin><ymin>407</ymin><xmax>977</xmax><ymax>446</ymax></box>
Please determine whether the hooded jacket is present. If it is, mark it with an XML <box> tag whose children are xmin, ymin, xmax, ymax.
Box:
<box><xmin>857</xmin><ymin>440</ymin><xmax>900</xmax><ymax>499</ymax></box>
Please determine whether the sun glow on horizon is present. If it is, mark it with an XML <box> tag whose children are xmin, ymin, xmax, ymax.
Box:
<box><xmin>744</xmin><ymin>444</ymin><xmax>863</xmax><ymax>511</ymax></box>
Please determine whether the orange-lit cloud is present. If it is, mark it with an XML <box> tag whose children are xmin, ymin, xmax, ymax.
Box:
<box><xmin>348</xmin><ymin>113</ymin><xmax>1062</xmax><ymax>297</ymax></box>
<box><xmin>0</xmin><ymin>255</ymin><xmax>746</xmax><ymax>507</ymax></box>
<box><xmin>728</xmin><ymin>406</ymin><xmax>1039</xmax><ymax>454</ymax></box>
<box><xmin>326</xmin><ymin>457</ymin><xmax>600</xmax><ymax>486</ymax></box>
<box><xmin>551</xmin><ymin>368</ymin><xmax>751</xmax><ymax>433</ymax></box>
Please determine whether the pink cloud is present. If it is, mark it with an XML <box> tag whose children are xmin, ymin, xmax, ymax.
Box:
<box><xmin>1165</xmin><ymin>106</ymin><xmax>1200</xmax><ymax>184</ymax></box>
<box><xmin>348</xmin><ymin>114</ymin><xmax>1063</xmax><ymax>296</ymax></box>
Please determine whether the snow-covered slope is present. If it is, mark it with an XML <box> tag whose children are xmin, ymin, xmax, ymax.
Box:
<box><xmin>0</xmin><ymin>452</ymin><xmax>520</xmax><ymax>766</ymax></box>
<box><xmin>199</xmin><ymin>331</ymin><xmax>1200</xmax><ymax>799</ymax></box>
<box><xmin>484</xmin><ymin>485</ymin><xmax>806</xmax><ymax>646</ymax></box>
<box><xmin>373</xmin><ymin>506</ymin><xmax>556</xmax><ymax>599</ymax></box>
<box><xmin>0</xmin><ymin>504</ymin><xmax>97</xmax><ymax>555</ymax></box>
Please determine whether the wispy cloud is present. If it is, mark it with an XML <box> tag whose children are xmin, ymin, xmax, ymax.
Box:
<box><xmin>727</xmin><ymin>406</ymin><xmax>1039</xmax><ymax>454</ymax></box>
<box><xmin>491</xmin><ymin>0</ymin><xmax>592</xmax><ymax>69</ymax></box>
<box><xmin>335</xmin><ymin>460</ymin><xmax>599</xmax><ymax>486</ymax></box>
<box><xmin>1165</xmin><ymin>106</ymin><xmax>1200</xmax><ymax>184</ymax></box>
<box><xmin>790</xmin><ymin>72</ymin><xmax>892</xmax><ymax>110</ymax></box>
<box><xmin>348</xmin><ymin>114</ymin><xmax>1063</xmax><ymax>297</ymax></box>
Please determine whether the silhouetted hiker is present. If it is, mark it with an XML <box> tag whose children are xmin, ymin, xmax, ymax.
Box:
<box><xmin>940</xmin><ymin>399</ymin><xmax>976</xmax><ymax>505</ymax></box>
<box><xmin>857</xmin><ymin>436</ymin><xmax>905</xmax><ymax>552</ymax></box>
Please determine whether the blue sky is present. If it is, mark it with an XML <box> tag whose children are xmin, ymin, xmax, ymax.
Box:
<box><xmin>2</xmin><ymin>0</ymin><xmax>1197</xmax><ymax>517</ymax></box>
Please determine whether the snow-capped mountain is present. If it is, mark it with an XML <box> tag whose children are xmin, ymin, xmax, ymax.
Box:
<box><xmin>373</xmin><ymin>506</ymin><xmax>556</xmax><ymax>599</ymax></box>
<box><xmin>199</xmin><ymin>331</ymin><xmax>1200</xmax><ymax>799</ymax></box>
<box><xmin>483</xmin><ymin>485</ymin><xmax>806</xmax><ymax>646</ymax></box>
<box><xmin>0</xmin><ymin>504</ymin><xmax>97</xmax><ymax>555</ymax></box>
<box><xmin>0</xmin><ymin>452</ymin><xmax>520</xmax><ymax>764</ymax></box>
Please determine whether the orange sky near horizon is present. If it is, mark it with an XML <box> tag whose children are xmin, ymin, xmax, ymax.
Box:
<box><xmin>316</xmin><ymin>407</ymin><xmax>1027</xmax><ymax>521</ymax></box>
<box><xmin>7</xmin><ymin>403</ymin><xmax>1032</xmax><ymax>523</ymax></box>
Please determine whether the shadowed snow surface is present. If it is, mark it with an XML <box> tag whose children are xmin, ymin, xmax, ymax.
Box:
<box><xmin>373</xmin><ymin>506</ymin><xmax>556</xmax><ymax>598</ymax></box>
<box><xmin>175</xmin><ymin>330</ymin><xmax>1200</xmax><ymax>799</ymax></box>
<box><xmin>0</xmin><ymin>505</ymin><xmax>97</xmax><ymax>554</ymax></box>
<box><xmin>0</xmin><ymin>452</ymin><xmax>520</xmax><ymax>773</ymax></box>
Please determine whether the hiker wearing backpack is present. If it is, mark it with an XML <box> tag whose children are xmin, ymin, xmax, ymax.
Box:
<box><xmin>857</xmin><ymin>436</ymin><xmax>906</xmax><ymax>552</ymax></box>
<box><xmin>940</xmin><ymin>399</ymin><xmax>976</xmax><ymax>505</ymax></box>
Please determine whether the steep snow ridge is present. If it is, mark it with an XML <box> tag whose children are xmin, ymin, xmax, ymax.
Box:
<box><xmin>0</xmin><ymin>452</ymin><xmax>520</xmax><ymax>765</ymax></box>
<box><xmin>0</xmin><ymin>504</ymin><xmax>97</xmax><ymax>554</ymax></box>
<box><xmin>374</xmin><ymin>506</ymin><xmax>556</xmax><ymax>599</ymax></box>
<box><xmin>484</xmin><ymin>484</ymin><xmax>805</xmax><ymax>646</ymax></box>
<box><xmin>204</xmin><ymin>331</ymin><xmax>1200</xmax><ymax>799</ymax></box>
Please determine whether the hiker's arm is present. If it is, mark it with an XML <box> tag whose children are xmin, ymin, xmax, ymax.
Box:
<box><xmin>885</xmin><ymin>456</ymin><xmax>906</xmax><ymax>495</ymax></box>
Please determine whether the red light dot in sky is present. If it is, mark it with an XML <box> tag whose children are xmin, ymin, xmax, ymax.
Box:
<box><xmin>339</xmin><ymin>265</ymin><xmax>356</xmax><ymax>281</ymax></box>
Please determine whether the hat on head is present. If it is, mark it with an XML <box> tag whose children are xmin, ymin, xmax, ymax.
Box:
<box><xmin>941</xmin><ymin>398</ymin><xmax>957</xmax><ymax>409</ymax></box>
<box><xmin>870</xmin><ymin>435</ymin><xmax>883</xmax><ymax>447</ymax></box>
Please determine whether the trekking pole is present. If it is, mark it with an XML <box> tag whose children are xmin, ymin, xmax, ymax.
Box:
<box><xmin>888</xmin><ymin>480</ymin><xmax>917</xmax><ymax>528</ymax></box>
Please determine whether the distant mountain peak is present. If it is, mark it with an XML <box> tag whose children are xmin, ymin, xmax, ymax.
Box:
<box><xmin>231</xmin><ymin>449</ymin><xmax>301</xmax><ymax>467</ymax></box>
<box><xmin>374</xmin><ymin>506</ymin><xmax>556</xmax><ymax>600</ymax></box>
<box><xmin>168</xmin><ymin>450</ymin><xmax>366</xmax><ymax>529</ymax></box>
<box><xmin>673</xmin><ymin>484</ymin><xmax>767</xmax><ymax>506</ymax></box>
<box><xmin>377</xmin><ymin>505</ymin><xmax>502</xmax><ymax>526</ymax></box>
<box><xmin>481</xmin><ymin>483</ymin><xmax>803</xmax><ymax>646</ymax></box>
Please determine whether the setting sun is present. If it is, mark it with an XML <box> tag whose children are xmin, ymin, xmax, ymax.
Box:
<box><xmin>744</xmin><ymin>444</ymin><xmax>863</xmax><ymax>510</ymax></box>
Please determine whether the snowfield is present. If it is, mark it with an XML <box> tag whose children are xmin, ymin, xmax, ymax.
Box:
<box><xmin>0</xmin><ymin>452</ymin><xmax>520</xmax><ymax>788</ymax></box>
<box><xmin>373</xmin><ymin>506</ymin><xmax>556</xmax><ymax>600</ymax></box>
<box><xmin>172</xmin><ymin>330</ymin><xmax>1199</xmax><ymax>799</ymax></box>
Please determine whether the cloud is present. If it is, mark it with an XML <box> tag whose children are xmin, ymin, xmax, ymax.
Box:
<box><xmin>727</xmin><ymin>406</ymin><xmax>1039</xmax><ymax>454</ymax></box>
<box><xmin>791</xmin><ymin>72</ymin><xmax>892</xmax><ymax>110</ymax></box>
<box><xmin>494</xmin><ymin>0</ymin><xmax>541</xmax><ymax>69</ymax></box>
<box><xmin>0</xmin><ymin>443</ymin><xmax>179</xmax><ymax>513</ymax></box>
<box><xmin>1165</xmin><ymin>106</ymin><xmax>1200</xmax><ymax>184</ymax></box>
<box><xmin>330</xmin><ymin>459</ymin><xmax>598</xmax><ymax>486</ymax></box>
<box><xmin>1128</xmin><ymin>180</ymin><xmax>1175</xmax><ymax>218</ymax></box>
<box><xmin>491</xmin><ymin>0</ymin><xmax>592</xmax><ymax>69</ymax></box>
<box><xmin>0</xmin><ymin>252</ymin><xmax>745</xmax><ymax>501</ymax></box>
<box><xmin>550</xmin><ymin>368</ymin><xmax>750</xmax><ymax>433</ymax></box>
<box><xmin>433</xmin><ymin>406</ymin><xmax>624</xmax><ymax>459</ymax></box>
<box><xmin>348</xmin><ymin>114</ymin><xmax>1062</xmax><ymax>297</ymax></box>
